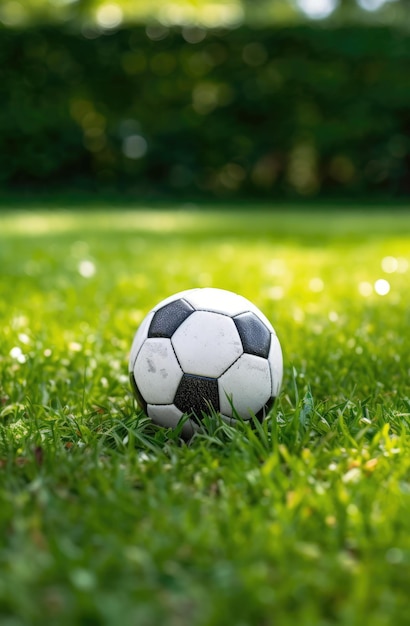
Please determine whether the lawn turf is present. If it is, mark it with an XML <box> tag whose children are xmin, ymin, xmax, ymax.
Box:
<box><xmin>0</xmin><ymin>205</ymin><xmax>409</xmax><ymax>626</ymax></box>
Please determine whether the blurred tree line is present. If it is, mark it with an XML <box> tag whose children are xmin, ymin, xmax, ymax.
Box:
<box><xmin>0</xmin><ymin>0</ymin><xmax>408</xmax><ymax>28</ymax></box>
<box><xmin>1</xmin><ymin>22</ymin><xmax>409</xmax><ymax>198</ymax></box>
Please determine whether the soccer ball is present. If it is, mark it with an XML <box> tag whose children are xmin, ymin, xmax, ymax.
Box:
<box><xmin>129</xmin><ymin>288</ymin><xmax>283</xmax><ymax>437</ymax></box>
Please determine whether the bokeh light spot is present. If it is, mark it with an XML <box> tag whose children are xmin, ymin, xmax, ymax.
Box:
<box><xmin>78</xmin><ymin>260</ymin><xmax>96</xmax><ymax>278</ymax></box>
<box><xmin>182</xmin><ymin>27</ymin><xmax>207</xmax><ymax>44</ymax></box>
<box><xmin>381</xmin><ymin>256</ymin><xmax>398</xmax><ymax>273</ymax></box>
<box><xmin>374</xmin><ymin>279</ymin><xmax>390</xmax><ymax>296</ymax></box>
<box><xmin>397</xmin><ymin>257</ymin><xmax>409</xmax><ymax>274</ymax></box>
<box><xmin>358</xmin><ymin>0</ymin><xmax>387</xmax><ymax>11</ymax></box>
<box><xmin>297</xmin><ymin>0</ymin><xmax>338</xmax><ymax>19</ymax></box>
<box><xmin>309</xmin><ymin>277</ymin><xmax>324</xmax><ymax>293</ymax></box>
<box><xmin>96</xmin><ymin>4</ymin><xmax>123</xmax><ymax>29</ymax></box>
<box><xmin>10</xmin><ymin>346</ymin><xmax>26</xmax><ymax>363</ymax></box>
<box><xmin>266</xmin><ymin>286</ymin><xmax>284</xmax><ymax>301</ymax></box>
<box><xmin>0</xmin><ymin>1</ymin><xmax>27</xmax><ymax>26</ymax></box>
<box><xmin>358</xmin><ymin>281</ymin><xmax>373</xmax><ymax>297</ymax></box>
<box><xmin>122</xmin><ymin>135</ymin><xmax>148</xmax><ymax>159</ymax></box>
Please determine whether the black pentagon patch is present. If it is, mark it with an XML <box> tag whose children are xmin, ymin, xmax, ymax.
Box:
<box><xmin>254</xmin><ymin>396</ymin><xmax>276</xmax><ymax>423</ymax></box>
<box><xmin>174</xmin><ymin>374</ymin><xmax>220</xmax><ymax>420</ymax></box>
<box><xmin>234</xmin><ymin>312</ymin><xmax>271</xmax><ymax>358</ymax></box>
<box><xmin>129</xmin><ymin>372</ymin><xmax>148</xmax><ymax>415</ymax></box>
<box><xmin>148</xmin><ymin>299</ymin><xmax>194</xmax><ymax>339</ymax></box>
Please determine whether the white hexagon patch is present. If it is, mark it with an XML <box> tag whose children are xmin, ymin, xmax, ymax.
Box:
<box><xmin>268</xmin><ymin>333</ymin><xmax>283</xmax><ymax>396</ymax></box>
<box><xmin>182</xmin><ymin>288</ymin><xmax>251</xmax><ymax>316</ymax></box>
<box><xmin>133</xmin><ymin>338</ymin><xmax>183</xmax><ymax>404</ymax></box>
<box><xmin>147</xmin><ymin>404</ymin><xmax>197</xmax><ymax>438</ymax></box>
<box><xmin>172</xmin><ymin>310</ymin><xmax>243</xmax><ymax>377</ymax></box>
<box><xmin>218</xmin><ymin>353</ymin><xmax>272</xmax><ymax>419</ymax></box>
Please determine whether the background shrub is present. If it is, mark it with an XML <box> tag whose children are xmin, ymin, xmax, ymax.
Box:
<box><xmin>1</xmin><ymin>25</ymin><xmax>409</xmax><ymax>197</ymax></box>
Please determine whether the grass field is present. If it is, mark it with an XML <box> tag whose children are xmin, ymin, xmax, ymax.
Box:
<box><xmin>0</xmin><ymin>205</ymin><xmax>409</xmax><ymax>626</ymax></box>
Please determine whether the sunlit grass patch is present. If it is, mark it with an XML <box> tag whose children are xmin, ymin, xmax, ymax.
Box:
<box><xmin>0</xmin><ymin>205</ymin><xmax>409</xmax><ymax>626</ymax></box>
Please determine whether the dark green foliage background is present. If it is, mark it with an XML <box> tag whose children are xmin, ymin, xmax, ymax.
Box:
<box><xmin>1</xmin><ymin>24</ymin><xmax>409</xmax><ymax>197</ymax></box>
